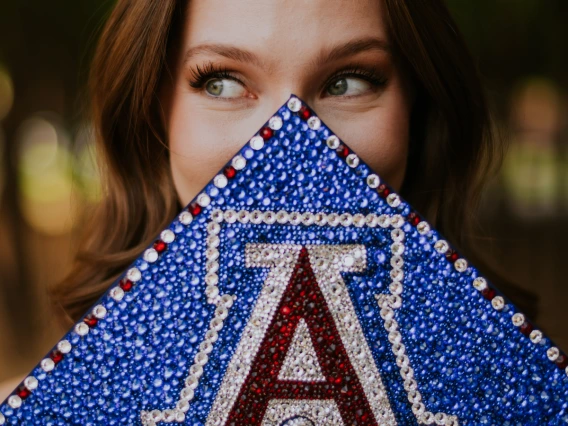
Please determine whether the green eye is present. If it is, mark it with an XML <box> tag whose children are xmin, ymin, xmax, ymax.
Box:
<box><xmin>327</xmin><ymin>78</ymin><xmax>349</xmax><ymax>96</ymax></box>
<box><xmin>205</xmin><ymin>79</ymin><xmax>224</xmax><ymax>96</ymax></box>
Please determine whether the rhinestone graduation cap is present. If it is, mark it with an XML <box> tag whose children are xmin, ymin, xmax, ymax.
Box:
<box><xmin>2</xmin><ymin>95</ymin><xmax>567</xmax><ymax>425</ymax></box>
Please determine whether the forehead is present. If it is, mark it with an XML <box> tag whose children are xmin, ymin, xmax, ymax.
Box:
<box><xmin>183</xmin><ymin>0</ymin><xmax>388</xmax><ymax>70</ymax></box>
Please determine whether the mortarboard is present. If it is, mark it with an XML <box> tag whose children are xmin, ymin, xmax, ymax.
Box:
<box><xmin>1</xmin><ymin>95</ymin><xmax>567</xmax><ymax>425</ymax></box>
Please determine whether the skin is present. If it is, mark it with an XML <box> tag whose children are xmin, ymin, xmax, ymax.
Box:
<box><xmin>161</xmin><ymin>0</ymin><xmax>414</xmax><ymax>206</ymax></box>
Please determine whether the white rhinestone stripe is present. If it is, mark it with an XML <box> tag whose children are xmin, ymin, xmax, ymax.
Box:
<box><xmin>375</xmin><ymin>227</ymin><xmax>460</xmax><ymax>426</ymax></box>
<box><xmin>261</xmin><ymin>399</ymin><xmax>344</xmax><ymax>425</ymax></box>
<box><xmin>140</xmin><ymin>293</ymin><xmax>236</xmax><ymax>426</ymax></box>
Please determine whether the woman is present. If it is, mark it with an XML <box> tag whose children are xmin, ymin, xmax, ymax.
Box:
<box><xmin>1</xmin><ymin>0</ymin><xmax>535</xmax><ymax>403</ymax></box>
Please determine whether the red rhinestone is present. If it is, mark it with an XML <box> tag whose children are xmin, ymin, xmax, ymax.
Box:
<box><xmin>556</xmin><ymin>354</ymin><xmax>568</xmax><ymax>369</ymax></box>
<box><xmin>120</xmin><ymin>278</ymin><xmax>133</xmax><ymax>292</ymax></box>
<box><xmin>153</xmin><ymin>240</ymin><xmax>167</xmax><ymax>253</ymax></box>
<box><xmin>408</xmin><ymin>212</ymin><xmax>421</xmax><ymax>226</ymax></box>
<box><xmin>481</xmin><ymin>287</ymin><xmax>496</xmax><ymax>300</ymax></box>
<box><xmin>298</xmin><ymin>105</ymin><xmax>311</xmax><ymax>120</ymax></box>
<box><xmin>188</xmin><ymin>202</ymin><xmax>201</xmax><ymax>216</ymax></box>
<box><xmin>336</xmin><ymin>145</ymin><xmax>349</xmax><ymax>158</ymax></box>
<box><xmin>378</xmin><ymin>184</ymin><xmax>390</xmax><ymax>198</ymax></box>
<box><xmin>83</xmin><ymin>315</ymin><xmax>98</xmax><ymax>328</ymax></box>
<box><xmin>281</xmin><ymin>306</ymin><xmax>291</xmax><ymax>315</ymax></box>
<box><xmin>50</xmin><ymin>350</ymin><xmax>64</xmax><ymax>364</ymax></box>
<box><xmin>445</xmin><ymin>250</ymin><xmax>459</xmax><ymax>263</ymax></box>
<box><xmin>223</xmin><ymin>165</ymin><xmax>237</xmax><ymax>179</ymax></box>
<box><xmin>17</xmin><ymin>386</ymin><xmax>31</xmax><ymax>399</ymax></box>
<box><xmin>520</xmin><ymin>321</ymin><xmax>534</xmax><ymax>336</ymax></box>
<box><xmin>259</xmin><ymin>127</ymin><xmax>273</xmax><ymax>140</ymax></box>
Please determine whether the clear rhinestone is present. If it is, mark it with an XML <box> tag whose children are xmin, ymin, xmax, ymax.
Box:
<box><xmin>211</xmin><ymin>209</ymin><xmax>224</xmax><ymax>222</ymax></box>
<box><xmin>176</xmin><ymin>399</ymin><xmax>190</xmax><ymax>412</ymax></box>
<box><xmin>547</xmin><ymin>347</ymin><xmax>560</xmax><ymax>361</ymax></box>
<box><xmin>110</xmin><ymin>287</ymin><xmax>125</xmax><ymax>302</ymax></box>
<box><xmin>7</xmin><ymin>395</ymin><xmax>21</xmax><ymax>409</ymax></box>
<box><xmin>57</xmin><ymin>340</ymin><xmax>72</xmax><ymax>354</ymax></box>
<box><xmin>390</xmin><ymin>282</ymin><xmax>403</xmax><ymax>295</ymax></box>
<box><xmin>181</xmin><ymin>387</ymin><xmax>195</xmax><ymax>401</ymax></box>
<box><xmin>314</xmin><ymin>212</ymin><xmax>328</xmax><ymax>226</ymax></box>
<box><xmin>41</xmin><ymin>358</ymin><xmax>55</xmax><ymax>372</ymax></box>
<box><xmin>263</xmin><ymin>211</ymin><xmax>277</xmax><ymax>224</ymax></box>
<box><xmin>197</xmin><ymin>193</ymin><xmax>211</xmax><ymax>207</ymax></box>
<box><xmin>231</xmin><ymin>155</ymin><xmax>246</xmax><ymax>170</ymax></box>
<box><xmin>207</xmin><ymin>221</ymin><xmax>221</xmax><ymax>235</ymax></box>
<box><xmin>339</xmin><ymin>213</ymin><xmax>353</xmax><ymax>226</ymax></box>
<box><xmin>454</xmin><ymin>258</ymin><xmax>468</xmax><ymax>272</ymax></box>
<box><xmin>390</xmin><ymin>268</ymin><xmax>404</xmax><ymax>282</ymax></box>
<box><xmin>327</xmin><ymin>213</ymin><xmax>340</xmax><ymax>226</ymax></box>
<box><xmin>434</xmin><ymin>240</ymin><xmax>449</xmax><ymax>254</ymax></box>
<box><xmin>366</xmin><ymin>174</ymin><xmax>380</xmax><ymax>188</ymax></box>
<box><xmin>301</xmin><ymin>212</ymin><xmax>314</xmax><ymax>225</ymax></box>
<box><xmin>24</xmin><ymin>376</ymin><xmax>38</xmax><ymax>391</ymax></box>
<box><xmin>220</xmin><ymin>294</ymin><xmax>234</xmax><ymax>308</ymax></box>
<box><xmin>365</xmin><ymin>214</ymin><xmax>378</xmax><ymax>227</ymax></box>
<box><xmin>378</xmin><ymin>215</ymin><xmax>390</xmax><ymax>228</ymax></box>
<box><xmin>75</xmin><ymin>322</ymin><xmax>89</xmax><ymax>336</ymax></box>
<box><xmin>213</xmin><ymin>174</ymin><xmax>228</xmax><ymax>188</ymax></box>
<box><xmin>390</xmin><ymin>214</ymin><xmax>404</xmax><ymax>228</ymax></box>
<box><xmin>185</xmin><ymin>375</ymin><xmax>199</xmax><ymax>389</ymax></box>
<box><xmin>143</xmin><ymin>248</ymin><xmax>158</xmax><ymax>263</ymax></box>
<box><xmin>250</xmin><ymin>210</ymin><xmax>263</xmax><ymax>224</ymax></box>
<box><xmin>387</xmin><ymin>193</ymin><xmax>401</xmax><ymax>208</ymax></box>
<box><xmin>512</xmin><ymin>313</ymin><xmax>525</xmax><ymax>326</ymax></box>
<box><xmin>160</xmin><ymin>229</ymin><xmax>175</xmax><ymax>243</ymax></box>
<box><xmin>127</xmin><ymin>267</ymin><xmax>141</xmax><ymax>282</ymax></box>
<box><xmin>353</xmin><ymin>213</ymin><xmax>366</xmax><ymax>227</ymax></box>
<box><xmin>417</xmin><ymin>221</ymin><xmax>430</xmax><ymax>235</ymax></box>
<box><xmin>179</xmin><ymin>211</ymin><xmax>193</xmax><ymax>225</ymax></box>
<box><xmin>391</xmin><ymin>229</ymin><xmax>405</xmax><ymax>242</ymax></box>
<box><xmin>491</xmin><ymin>296</ymin><xmax>505</xmax><ymax>310</ymax></box>
<box><xmin>287</xmin><ymin>97</ymin><xmax>301</xmax><ymax>112</ymax></box>
<box><xmin>223</xmin><ymin>209</ymin><xmax>237</xmax><ymax>224</ymax></box>
<box><xmin>269</xmin><ymin>115</ymin><xmax>283</xmax><ymax>130</ymax></box>
<box><xmin>346</xmin><ymin>153</ymin><xmax>359</xmax><ymax>168</ymax></box>
<box><xmin>205</xmin><ymin>285</ymin><xmax>219</xmax><ymax>299</ymax></box>
<box><xmin>276</xmin><ymin>210</ymin><xmax>289</xmax><ymax>224</ymax></box>
<box><xmin>391</xmin><ymin>243</ymin><xmax>405</xmax><ymax>256</ymax></box>
<box><xmin>194</xmin><ymin>352</ymin><xmax>209</xmax><ymax>366</ymax></box>
<box><xmin>289</xmin><ymin>212</ymin><xmax>302</xmax><ymax>225</ymax></box>
<box><xmin>473</xmin><ymin>277</ymin><xmax>487</xmax><ymax>290</ymax></box>
<box><xmin>530</xmin><ymin>330</ymin><xmax>543</xmax><ymax>344</ymax></box>
<box><xmin>326</xmin><ymin>135</ymin><xmax>340</xmax><ymax>149</ymax></box>
<box><xmin>237</xmin><ymin>210</ymin><xmax>250</xmax><ymax>224</ymax></box>
<box><xmin>307</xmin><ymin>116</ymin><xmax>321</xmax><ymax>130</ymax></box>
<box><xmin>249</xmin><ymin>136</ymin><xmax>264</xmax><ymax>151</ymax></box>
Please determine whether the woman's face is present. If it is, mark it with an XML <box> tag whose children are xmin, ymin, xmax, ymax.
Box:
<box><xmin>162</xmin><ymin>0</ymin><xmax>414</xmax><ymax>206</ymax></box>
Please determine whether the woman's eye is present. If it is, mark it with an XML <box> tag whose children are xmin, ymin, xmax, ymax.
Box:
<box><xmin>205</xmin><ymin>78</ymin><xmax>246</xmax><ymax>98</ymax></box>
<box><xmin>326</xmin><ymin>77</ymin><xmax>373</xmax><ymax>97</ymax></box>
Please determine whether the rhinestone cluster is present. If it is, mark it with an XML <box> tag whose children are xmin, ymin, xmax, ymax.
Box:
<box><xmin>2</xmin><ymin>94</ymin><xmax>566</xmax><ymax>425</ymax></box>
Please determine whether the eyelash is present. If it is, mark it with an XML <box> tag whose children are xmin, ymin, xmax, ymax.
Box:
<box><xmin>187</xmin><ymin>61</ymin><xmax>388</xmax><ymax>96</ymax></box>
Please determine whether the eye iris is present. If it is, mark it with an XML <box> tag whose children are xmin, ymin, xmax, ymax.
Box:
<box><xmin>206</xmin><ymin>79</ymin><xmax>223</xmax><ymax>96</ymax></box>
<box><xmin>328</xmin><ymin>78</ymin><xmax>348</xmax><ymax>96</ymax></box>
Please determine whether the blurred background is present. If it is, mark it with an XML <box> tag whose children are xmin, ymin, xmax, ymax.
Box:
<box><xmin>0</xmin><ymin>0</ymin><xmax>566</xmax><ymax>383</ymax></box>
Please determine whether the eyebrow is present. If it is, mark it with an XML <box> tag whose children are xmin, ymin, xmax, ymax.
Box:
<box><xmin>184</xmin><ymin>36</ymin><xmax>390</xmax><ymax>73</ymax></box>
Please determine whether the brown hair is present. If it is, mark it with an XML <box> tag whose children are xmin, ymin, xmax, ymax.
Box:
<box><xmin>52</xmin><ymin>0</ymin><xmax>506</xmax><ymax>325</ymax></box>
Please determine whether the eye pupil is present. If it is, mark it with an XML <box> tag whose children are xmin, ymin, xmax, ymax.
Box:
<box><xmin>206</xmin><ymin>79</ymin><xmax>223</xmax><ymax>96</ymax></box>
<box><xmin>328</xmin><ymin>78</ymin><xmax>348</xmax><ymax>96</ymax></box>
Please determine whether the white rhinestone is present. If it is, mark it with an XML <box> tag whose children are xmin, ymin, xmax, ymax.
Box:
<box><xmin>194</xmin><ymin>352</ymin><xmax>208</xmax><ymax>366</ymax></box>
<box><xmin>57</xmin><ymin>340</ymin><xmax>72</xmax><ymax>354</ymax></box>
<box><xmin>391</xmin><ymin>243</ymin><xmax>405</xmax><ymax>256</ymax></box>
<box><xmin>177</xmin><ymin>399</ymin><xmax>190</xmax><ymax>413</ymax></box>
<box><xmin>197</xmin><ymin>193</ymin><xmax>211</xmax><ymax>207</ymax></box>
<box><xmin>127</xmin><ymin>268</ymin><xmax>141</xmax><ymax>282</ymax></box>
<box><xmin>454</xmin><ymin>258</ymin><xmax>468</xmax><ymax>272</ymax></box>
<box><xmin>417</xmin><ymin>221</ymin><xmax>430</xmax><ymax>235</ymax></box>
<box><xmin>41</xmin><ymin>358</ymin><xmax>55</xmax><ymax>372</ymax></box>
<box><xmin>547</xmin><ymin>347</ymin><xmax>560</xmax><ymax>361</ymax></box>
<box><xmin>92</xmin><ymin>305</ymin><xmax>107</xmax><ymax>319</ymax></box>
<box><xmin>237</xmin><ymin>210</ymin><xmax>250</xmax><ymax>224</ymax></box>
<box><xmin>207</xmin><ymin>234</ymin><xmax>220</xmax><ymax>248</ymax></box>
<box><xmin>530</xmin><ymin>330</ymin><xmax>543</xmax><ymax>344</ymax></box>
<box><xmin>213</xmin><ymin>174</ymin><xmax>228</xmax><ymax>188</ymax></box>
<box><xmin>378</xmin><ymin>215</ymin><xmax>390</xmax><ymax>228</ymax></box>
<box><xmin>390</xmin><ymin>255</ymin><xmax>404</xmax><ymax>268</ymax></box>
<box><xmin>0</xmin><ymin>413</ymin><xmax>5</xmax><ymax>424</ymax></box>
<box><xmin>366</xmin><ymin>174</ymin><xmax>380</xmax><ymax>188</ymax></box>
<box><xmin>211</xmin><ymin>209</ymin><xmax>224</xmax><ymax>223</ymax></box>
<box><xmin>205</xmin><ymin>285</ymin><xmax>219</xmax><ymax>299</ymax></box>
<box><xmin>365</xmin><ymin>214</ymin><xmax>378</xmax><ymax>227</ymax></box>
<box><xmin>390</xmin><ymin>268</ymin><xmax>404</xmax><ymax>282</ymax></box>
<box><xmin>434</xmin><ymin>240</ymin><xmax>449</xmax><ymax>254</ymax></box>
<box><xmin>390</xmin><ymin>282</ymin><xmax>403</xmax><ymax>295</ymax></box>
<box><xmin>179</xmin><ymin>211</ymin><xmax>193</xmax><ymax>225</ymax></box>
<box><xmin>314</xmin><ymin>212</ymin><xmax>327</xmax><ymax>226</ymax></box>
<box><xmin>181</xmin><ymin>387</ymin><xmax>195</xmax><ymax>401</ymax></box>
<box><xmin>199</xmin><ymin>341</ymin><xmax>213</xmax><ymax>354</ymax></box>
<box><xmin>160</xmin><ymin>229</ymin><xmax>175</xmax><ymax>244</ymax></box>
<box><xmin>276</xmin><ymin>210</ymin><xmax>289</xmax><ymax>224</ymax></box>
<box><xmin>387</xmin><ymin>193</ymin><xmax>401</xmax><ymax>208</ymax></box>
<box><xmin>289</xmin><ymin>212</ymin><xmax>302</xmax><ymax>225</ymax></box>
<box><xmin>512</xmin><ymin>313</ymin><xmax>525</xmax><ymax>326</ymax></box>
<box><xmin>231</xmin><ymin>155</ymin><xmax>246</xmax><ymax>170</ymax></box>
<box><xmin>326</xmin><ymin>135</ymin><xmax>340</xmax><ymax>149</ymax></box>
<box><xmin>346</xmin><ymin>153</ymin><xmax>359</xmax><ymax>168</ymax></box>
<box><xmin>434</xmin><ymin>412</ymin><xmax>447</xmax><ymax>425</ymax></box>
<box><xmin>221</xmin><ymin>294</ymin><xmax>234</xmax><ymax>308</ymax></box>
<box><xmin>248</xmin><ymin>136</ymin><xmax>264</xmax><ymax>151</ymax></box>
<box><xmin>250</xmin><ymin>210</ymin><xmax>263</xmax><ymax>224</ymax></box>
<box><xmin>390</xmin><ymin>214</ymin><xmax>404</xmax><ymax>228</ymax></box>
<box><xmin>327</xmin><ymin>213</ymin><xmax>340</xmax><ymax>226</ymax></box>
<box><xmin>185</xmin><ymin>375</ymin><xmax>199</xmax><ymax>389</ymax></box>
<box><xmin>300</xmin><ymin>212</ymin><xmax>314</xmax><ymax>225</ymax></box>
<box><xmin>110</xmin><ymin>287</ymin><xmax>125</xmax><ymax>302</ymax></box>
<box><xmin>210</xmin><ymin>317</ymin><xmax>224</xmax><ymax>331</ymax></box>
<box><xmin>175</xmin><ymin>410</ymin><xmax>186</xmax><ymax>422</ymax></box>
<box><xmin>565</xmin><ymin>366</ymin><xmax>568</xmax><ymax>376</ymax></box>
<box><xmin>207</xmin><ymin>221</ymin><xmax>221</xmax><ymax>235</ymax></box>
<box><xmin>75</xmin><ymin>322</ymin><xmax>89</xmax><ymax>336</ymax></box>
<box><xmin>268</xmin><ymin>115</ymin><xmax>283</xmax><ymax>130</ymax></box>
<box><xmin>150</xmin><ymin>410</ymin><xmax>163</xmax><ymax>422</ymax></box>
<box><xmin>263</xmin><ymin>211</ymin><xmax>277</xmax><ymax>225</ymax></box>
<box><xmin>353</xmin><ymin>213</ymin><xmax>366</xmax><ymax>227</ymax></box>
<box><xmin>143</xmin><ymin>248</ymin><xmax>158</xmax><ymax>263</ymax></box>
<box><xmin>391</xmin><ymin>229</ymin><xmax>405</xmax><ymax>242</ymax></box>
<box><xmin>205</xmin><ymin>329</ymin><xmax>218</xmax><ymax>343</ymax></box>
<box><xmin>24</xmin><ymin>376</ymin><xmax>38</xmax><ymax>391</ymax></box>
<box><xmin>8</xmin><ymin>395</ymin><xmax>21</xmax><ymax>409</ymax></box>
<box><xmin>307</xmin><ymin>116</ymin><xmax>321</xmax><ymax>130</ymax></box>
<box><xmin>223</xmin><ymin>209</ymin><xmax>237</xmax><ymax>223</ymax></box>
<box><xmin>339</xmin><ymin>213</ymin><xmax>353</xmax><ymax>226</ymax></box>
<box><xmin>491</xmin><ymin>296</ymin><xmax>505</xmax><ymax>310</ymax></box>
<box><xmin>473</xmin><ymin>277</ymin><xmax>487</xmax><ymax>291</ymax></box>
<box><xmin>190</xmin><ymin>364</ymin><xmax>204</xmax><ymax>378</ymax></box>
<box><xmin>215</xmin><ymin>306</ymin><xmax>228</xmax><ymax>320</ymax></box>
<box><xmin>342</xmin><ymin>255</ymin><xmax>355</xmax><ymax>267</ymax></box>
<box><xmin>287</xmin><ymin>96</ymin><xmax>301</xmax><ymax>112</ymax></box>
